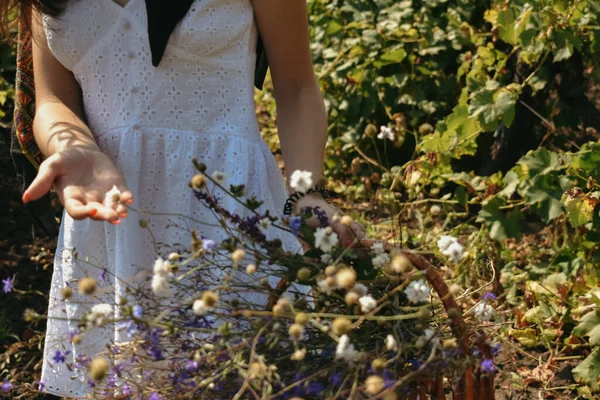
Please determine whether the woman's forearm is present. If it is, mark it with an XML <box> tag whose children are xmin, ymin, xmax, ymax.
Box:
<box><xmin>275</xmin><ymin>82</ymin><xmax>328</xmax><ymax>190</ymax></box>
<box><xmin>33</xmin><ymin>101</ymin><xmax>99</xmax><ymax>157</ymax></box>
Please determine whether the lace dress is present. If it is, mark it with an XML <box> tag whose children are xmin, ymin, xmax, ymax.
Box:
<box><xmin>40</xmin><ymin>0</ymin><xmax>299</xmax><ymax>397</ymax></box>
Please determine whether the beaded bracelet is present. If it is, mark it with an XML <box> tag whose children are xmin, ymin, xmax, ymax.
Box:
<box><xmin>283</xmin><ymin>186</ymin><xmax>331</xmax><ymax>216</ymax></box>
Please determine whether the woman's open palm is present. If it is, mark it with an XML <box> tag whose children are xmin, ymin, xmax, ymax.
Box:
<box><xmin>22</xmin><ymin>146</ymin><xmax>133</xmax><ymax>223</ymax></box>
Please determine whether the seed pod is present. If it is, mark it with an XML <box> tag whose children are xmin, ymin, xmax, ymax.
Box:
<box><xmin>61</xmin><ymin>287</ymin><xmax>73</xmax><ymax>299</ymax></box>
<box><xmin>201</xmin><ymin>291</ymin><xmax>219</xmax><ymax>307</ymax></box>
<box><xmin>297</xmin><ymin>268</ymin><xmax>312</xmax><ymax>281</ymax></box>
<box><xmin>332</xmin><ymin>317</ymin><xmax>352</xmax><ymax>336</ymax></box>
<box><xmin>295</xmin><ymin>312</ymin><xmax>309</xmax><ymax>326</ymax></box>
<box><xmin>89</xmin><ymin>357</ymin><xmax>109</xmax><ymax>382</ymax></box>
<box><xmin>288</xmin><ymin>324</ymin><xmax>303</xmax><ymax>339</ymax></box>
<box><xmin>371</xmin><ymin>358</ymin><xmax>385</xmax><ymax>372</ymax></box>
<box><xmin>78</xmin><ymin>277</ymin><xmax>97</xmax><ymax>295</ymax></box>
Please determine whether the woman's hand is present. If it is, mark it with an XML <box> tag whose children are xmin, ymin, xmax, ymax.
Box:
<box><xmin>22</xmin><ymin>146</ymin><xmax>133</xmax><ymax>224</ymax></box>
<box><xmin>294</xmin><ymin>193</ymin><xmax>366</xmax><ymax>248</ymax></box>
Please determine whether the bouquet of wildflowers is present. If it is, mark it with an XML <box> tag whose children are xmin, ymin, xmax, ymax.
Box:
<box><xmin>25</xmin><ymin>161</ymin><xmax>498</xmax><ymax>399</ymax></box>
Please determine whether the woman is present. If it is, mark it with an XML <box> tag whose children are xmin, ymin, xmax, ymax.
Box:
<box><xmin>3</xmin><ymin>0</ymin><xmax>360</xmax><ymax>397</ymax></box>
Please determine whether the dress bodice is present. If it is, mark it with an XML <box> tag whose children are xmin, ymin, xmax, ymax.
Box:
<box><xmin>43</xmin><ymin>0</ymin><xmax>261</xmax><ymax>139</ymax></box>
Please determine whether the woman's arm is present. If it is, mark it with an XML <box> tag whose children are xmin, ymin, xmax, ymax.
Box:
<box><xmin>251</xmin><ymin>1</ymin><xmax>364</xmax><ymax>243</ymax></box>
<box><xmin>251</xmin><ymin>0</ymin><xmax>327</xmax><ymax>186</ymax></box>
<box><xmin>22</xmin><ymin>12</ymin><xmax>132</xmax><ymax>222</ymax></box>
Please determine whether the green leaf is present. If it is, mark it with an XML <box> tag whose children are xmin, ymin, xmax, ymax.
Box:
<box><xmin>374</xmin><ymin>48</ymin><xmax>407</xmax><ymax>67</ymax></box>
<box><xmin>494</xmin><ymin>90</ymin><xmax>517</xmax><ymax>127</ymax></box>
<box><xmin>478</xmin><ymin>197</ymin><xmax>525</xmax><ymax>240</ymax></box>
<box><xmin>574</xmin><ymin>309</ymin><xmax>600</xmax><ymax>345</ymax></box>
<box><xmin>518</xmin><ymin>148</ymin><xmax>562</xmax><ymax>178</ymax></box>
<box><xmin>456</xmin><ymin>186</ymin><xmax>468</xmax><ymax>208</ymax></box>
<box><xmin>562</xmin><ymin>188</ymin><xmax>598</xmax><ymax>228</ymax></box>
<box><xmin>573</xmin><ymin>348</ymin><xmax>600</xmax><ymax>389</ymax></box>
<box><xmin>552</xmin><ymin>29</ymin><xmax>582</xmax><ymax>63</ymax></box>
<box><xmin>497</xmin><ymin>8</ymin><xmax>517</xmax><ymax>45</ymax></box>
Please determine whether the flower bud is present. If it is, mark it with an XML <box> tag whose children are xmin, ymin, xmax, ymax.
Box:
<box><xmin>297</xmin><ymin>268</ymin><xmax>312</xmax><ymax>281</ymax></box>
<box><xmin>371</xmin><ymin>358</ymin><xmax>385</xmax><ymax>372</ymax></box>
<box><xmin>78</xmin><ymin>277</ymin><xmax>97</xmax><ymax>295</ymax></box>
<box><xmin>365</xmin><ymin>375</ymin><xmax>384</xmax><ymax>395</ymax></box>
<box><xmin>191</xmin><ymin>174</ymin><xmax>207</xmax><ymax>190</ymax></box>
<box><xmin>246</xmin><ymin>264</ymin><xmax>257</xmax><ymax>275</ymax></box>
<box><xmin>340</xmin><ymin>215</ymin><xmax>353</xmax><ymax>226</ymax></box>
<box><xmin>332</xmin><ymin>317</ymin><xmax>352</xmax><ymax>336</ymax></box>
<box><xmin>345</xmin><ymin>291</ymin><xmax>360</xmax><ymax>306</ymax></box>
<box><xmin>231</xmin><ymin>249</ymin><xmax>246</xmax><ymax>266</ymax></box>
<box><xmin>139</xmin><ymin>219</ymin><xmax>148</xmax><ymax>228</ymax></box>
<box><xmin>417</xmin><ymin>308</ymin><xmax>432</xmax><ymax>321</ymax></box>
<box><xmin>429</xmin><ymin>204</ymin><xmax>442</xmax><ymax>216</ymax></box>
<box><xmin>335</xmin><ymin>268</ymin><xmax>357</xmax><ymax>289</ymax></box>
<box><xmin>295</xmin><ymin>312</ymin><xmax>309</xmax><ymax>326</ymax></box>
<box><xmin>168</xmin><ymin>252</ymin><xmax>181</xmax><ymax>262</ymax></box>
<box><xmin>291</xmin><ymin>348</ymin><xmax>307</xmax><ymax>361</ymax></box>
<box><xmin>61</xmin><ymin>286</ymin><xmax>73</xmax><ymax>299</ymax></box>
<box><xmin>288</xmin><ymin>323</ymin><xmax>303</xmax><ymax>339</ymax></box>
<box><xmin>201</xmin><ymin>291</ymin><xmax>219</xmax><ymax>307</ymax></box>
<box><xmin>89</xmin><ymin>357</ymin><xmax>109</xmax><ymax>382</ymax></box>
<box><xmin>391</xmin><ymin>254</ymin><xmax>412</xmax><ymax>274</ymax></box>
<box><xmin>365</xmin><ymin>123</ymin><xmax>378</xmax><ymax>138</ymax></box>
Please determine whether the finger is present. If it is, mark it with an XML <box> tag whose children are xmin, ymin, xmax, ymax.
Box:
<box><xmin>23</xmin><ymin>159</ymin><xmax>59</xmax><ymax>203</ymax></box>
<box><xmin>115</xmin><ymin>203</ymin><xmax>128</xmax><ymax>217</ymax></box>
<box><xmin>85</xmin><ymin>201</ymin><xmax>120</xmax><ymax>222</ymax></box>
<box><xmin>64</xmin><ymin>198</ymin><xmax>97</xmax><ymax>220</ymax></box>
<box><xmin>119</xmin><ymin>189</ymin><xmax>134</xmax><ymax>205</ymax></box>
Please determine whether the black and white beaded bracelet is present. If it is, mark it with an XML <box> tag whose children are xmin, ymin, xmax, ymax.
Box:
<box><xmin>283</xmin><ymin>186</ymin><xmax>331</xmax><ymax>216</ymax></box>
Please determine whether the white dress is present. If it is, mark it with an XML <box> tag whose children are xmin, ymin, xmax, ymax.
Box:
<box><xmin>40</xmin><ymin>0</ymin><xmax>299</xmax><ymax>397</ymax></box>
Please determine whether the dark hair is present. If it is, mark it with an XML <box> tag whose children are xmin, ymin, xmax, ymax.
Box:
<box><xmin>0</xmin><ymin>0</ymin><xmax>66</xmax><ymax>37</ymax></box>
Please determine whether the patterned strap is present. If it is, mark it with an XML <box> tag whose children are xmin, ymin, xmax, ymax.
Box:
<box><xmin>13</xmin><ymin>18</ymin><xmax>42</xmax><ymax>170</ymax></box>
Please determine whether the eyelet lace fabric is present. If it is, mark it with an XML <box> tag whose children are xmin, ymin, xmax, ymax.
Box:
<box><xmin>40</xmin><ymin>1</ymin><xmax>300</xmax><ymax>397</ymax></box>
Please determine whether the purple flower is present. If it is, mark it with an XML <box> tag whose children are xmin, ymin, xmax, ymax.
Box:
<box><xmin>1</xmin><ymin>381</ymin><xmax>14</xmax><ymax>392</ymax></box>
<box><xmin>305</xmin><ymin>381</ymin><xmax>325</xmax><ymax>395</ymax></box>
<box><xmin>2</xmin><ymin>276</ymin><xmax>15</xmax><ymax>293</ymax></box>
<box><xmin>52</xmin><ymin>350</ymin><xmax>70</xmax><ymax>364</ymax></box>
<box><xmin>491</xmin><ymin>342</ymin><xmax>501</xmax><ymax>356</ymax></box>
<box><xmin>481</xmin><ymin>358</ymin><xmax>495</xmax><ymax>374</ymax></box>
<box><xmin>186</xmin><ymin>360</ymin><xmax>199</xmax><ymax>372</ymax></box>
<box><xmin>330</xmin><ymin>371</ymin><xmax>342</xmax><ymax>387</ymax></box>
<box><xmin>482</xmin><ymin>292</ymin><xmax>496</xmax><ymax>301</ymax></box>
<box><xmin>35</xmin><ymin>380</ymin><xmax>46</xmax><ymax>391</ymax></box>
<box><xmin>289</xmin><ymin>216</ymin><xmax>302</xmax><ymax>236</ymax></box>
<box><xmin>133</xmin><ymin>305</ymin><xmax>143</xmax><ymax>318</ymax></box>
<box><xmin>148</xmin><ymin>393</ymin><xmax>162</xmax><ymax>400</ymax></box>
<box><xmin>202</xmin><ymin>240</ymin><xmax>216</xmax><ymax>252</ymax></box>
<box><xmin>68</xmin><ymin>329</ymin><xmax>80</xmax><ymax>341</ymax></box>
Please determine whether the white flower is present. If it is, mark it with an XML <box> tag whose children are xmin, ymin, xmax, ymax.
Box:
<box><xmin>151</xmin><ymin>275</ymin><xmax>172</xmax><ymax>297</ymax></box>
<box><xmin>370</xmin><ymin>242</ymin><xmax>385</xmax><ymax>255</ymax></box>
<box><xmin>314</xmin><ymin>227</ymin><xmax>339</xmax><ymax>253</ymax></box>
<box><xmin>87</xmin><ymin>303</ymin><xmax>113</xmax><ymax>327</ymax></box>
<box><xmin>336</xmin><ymin>334</ymin><xmax>359</xmax><ymax>362</ymax></box>
<box><xmin>437</xmin><ymin>235</ymin><xmax>457</xmax><ymax>252</ymax></box>
<box><xmin>371</xmin><ymin>253</ymin><xmax>390</xmax><ymax>269</ymax></box>
<box><xmin>211</xmin><ymin>171</ymin><xmax>227</xmax><ymax>185</ymax></box>
<box><xmin>192</xmin><ymin>299</ymin><xmax>209</xmax><ymax>316</ymax></box>
<box><xmin>104</xmin><ymin>185</ymin><xmax>121</xmax><ymax>208</ymax></box>
<box><xmin>359</xmin><ymin>295</ymin><xmax>377</xmax><ymax>313</ymax></box>
<box><xmin>153</xmin><ymin>257</ymin><xmax>171</xmax><ymax>277</ymax></box>
<box><xmin>246</xmin><ymin>264</ymin><xmax>257</xmax><ymax>275</ymax></box>
<box><xmin>320</xmin><ymin>254</ymin><xmax>333</xmax><ymax>264</ymax></box>
<box><xmin>404</xmin><ymin>280</ymin><xmax>430</xmax><ymax>303</ymax></box>
<box><xmin>385</xmin><ymin>334</ymin><xmax>398</xmax><ymax>352</ymax></box>
<box><xmin>437</xmin><ymin>235</ymin><xmax>464</xmax><ymax>263</ymax></box>
<box><xmin>377</xmin><ymin>126</ymin><xmax>395</xmax><ymax>141</ymax></box>
<box><xmin>444</xmin><ymin>242</ymin><xmax>464</xmax><ymax>264</ymax></box>
<box><xmin>416</xmin><ymin>328</ymin><xmax>440</xmax><ymax>348</ymax></box>
<box><xmin>289</xmin><ymin>170</ymin><xmax>313</xmax><ymax>194</ymax></box>
<box><xmin>258</xmin><ymin>218</ymin><xmax>272</xmax><ymax>232</ymax></box>
<box><xmin>473</xmin><ymin>302</ymin><xmax>494</xmax><ymax>322</ymax></box>
<box><xmin>352</xmin><ymin>283</ymin><xmax>368</xmax><ymax>296</ymax></box>
<box><xmin>317</xmin><ymin>279</ymin><xmax>333</xmax><ymax>295</ymax></box>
